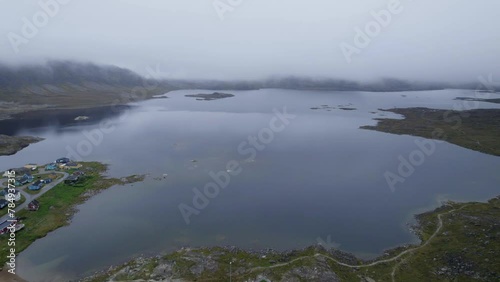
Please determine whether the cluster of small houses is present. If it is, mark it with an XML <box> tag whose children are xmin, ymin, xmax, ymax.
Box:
<box><xmin>0</xmin><ymin>158</ymin><xmax>88</xmax><ymax>235</ymax></box>
<box><xmin>0</xmin><ymin>158</ymin><xmax>85</xmax><ymax>212</ymax></box>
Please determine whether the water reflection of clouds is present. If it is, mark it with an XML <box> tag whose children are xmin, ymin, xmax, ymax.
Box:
<box><xmin>8</xmin><ymin>89</ymin><xmax>500</xmax><ymax>281</ymax></box>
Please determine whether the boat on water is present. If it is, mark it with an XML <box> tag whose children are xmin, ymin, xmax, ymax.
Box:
<box><xmin>74</xmin><ymin>116</ymin><xmax>90</xmax><ymax>121</ymax></box>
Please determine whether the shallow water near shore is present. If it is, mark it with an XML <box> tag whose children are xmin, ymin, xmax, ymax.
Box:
<box><xmin>1</xmin><ymin>89</ymin><xmax>499</xmax><ymax>281</ymax></box>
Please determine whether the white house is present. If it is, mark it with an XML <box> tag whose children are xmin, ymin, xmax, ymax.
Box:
<box><xmin>24</xmin><ymin>164</ymin><xmax>38</xmax><ymax>171</ymax></box>
<box><xmin>4</xmin><ymin>189</ymin><xmax>21</xmax><ymax>202</ymax></box>
<box><xmin>2</xmin><ymin>171</ymin><xmax>12</xmax><ymax>178</ymax></box>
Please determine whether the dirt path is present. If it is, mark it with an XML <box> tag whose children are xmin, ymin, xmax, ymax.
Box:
<box><xmin>388</xmin><ymin>205</ymin><xmax>468</xmax><ymax>281</ymax></box>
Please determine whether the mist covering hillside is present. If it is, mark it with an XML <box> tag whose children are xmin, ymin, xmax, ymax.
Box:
<box><xmin>0</xmin><ymin>61</ymin><xmax>146</xmax><ymax>88</ymax></box>
<box><xmin>0</xmin><ymin>61</ymin><xmax>496</xmax><ymax>107</ymax></box>
<box><xmin>174</xmin><ymin>77</ymin><xmax>471</xmax><ymax>92</ymax></box>
<box><xmin>0</xmin><ymin>61</ymin><xmax>172</xmax><ymax>115</ymax></box>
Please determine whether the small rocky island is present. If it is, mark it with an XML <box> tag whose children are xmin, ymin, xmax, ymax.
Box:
<box><xmin>454</xmin><ymin>97</ymin><xmax>500</xmax><ymax>104</ymax></box>
<box><xmin>185</xmin><ymin>92</ymin><xmax>235</xmax><ymax>101</ymax></box>
<box><xmin>0</xmin><ymin>134</ymin><xmax>44</xmax><ymax>156</ymax></box>
<box><xmin>74</xmin><ymin>115</ymin><xmax>90</xmax><ymax>121</ymax></box>
<box><xmin>310</xmin><ymin>104</ymin><xmax>357</xmax><ymax>111</ymax></box>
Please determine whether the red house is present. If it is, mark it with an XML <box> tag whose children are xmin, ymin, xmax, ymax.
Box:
<box><xmin>28</xmin><ymin>200</ymin><xmax>40</xmax><ymax>211</ymax></box>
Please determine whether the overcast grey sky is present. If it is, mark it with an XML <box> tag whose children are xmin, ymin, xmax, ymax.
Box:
<box><xmin>0</xmin><ymin>0</ymin><xmax>499</xmax><ymax>81</ymax></box>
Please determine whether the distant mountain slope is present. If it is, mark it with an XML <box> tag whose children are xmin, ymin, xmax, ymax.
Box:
<box><xmin>0</xmin><ymin>60</ymin><xmax>145</xmax><ymax>88</ymax></box>
<box><xmin>0</xmin><ymin>61</ymin><xmax>496</xmax><ymax>120</ymax></box>
<box><xmin>0</xmin><ymin>61</ymin><xmax>174</xmax><ymax>119</ymax></box>
<box><xmin>2</xmin><ymin>60</ymin><xmax>494</xmax><ymax>97</ymax></box>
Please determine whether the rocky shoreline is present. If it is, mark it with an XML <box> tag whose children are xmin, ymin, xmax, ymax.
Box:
<box><xmin>0</xmin><ymin>134</ymin><xmax>44</xmax><ymax>156</ymax></box>
<box><xmin>80</xmin><ymin>197</ymin><xmax>500</xmax><ymax>281</ymax></box>
<box><xmin>80</xmin><ymin>245</ymin><xmax>355</xmax><ymax>282</ymax></box>
<box><xmin>0</xmin><ymin>104</ymin><xmax>132</xmax><ymax>155</ymax></box>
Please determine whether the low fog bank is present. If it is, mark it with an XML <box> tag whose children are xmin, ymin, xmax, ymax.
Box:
<box><xmin>170</xmin><ymin>77</ymin><xmax>492</xmax><ymax>92</ymax></box>
<box><xmin>2</xmin><ymin>1</ymin><xmax>499</xmax><ymax>84</ymax></box>
<box><xmin>1</xmin><ymin>61</ymin><xmax>497</xmax><ymax>93</ymax></box>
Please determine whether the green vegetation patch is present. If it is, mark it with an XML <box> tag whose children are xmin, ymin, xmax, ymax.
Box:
<box><xmin>361</xmin><ymin>107</ymin><xmax>500</xmax><ymax>156</ymax></box>
<box><xmin>393</xmin><ymin>198</ymin><xmax>500</xmax><ymax>281</ymax></box>
<box><xmin>0</xmin><ymin>162</ymin><xmax>145</xmax><ymax>267</ymax></box>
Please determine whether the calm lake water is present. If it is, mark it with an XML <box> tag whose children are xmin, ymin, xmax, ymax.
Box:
<box><xmin>1</xmin><ymin>89</ymin><xmax>500</xmax><ymax>281</ymax></box>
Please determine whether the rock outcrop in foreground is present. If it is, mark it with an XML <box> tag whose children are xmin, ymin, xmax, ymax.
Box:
<box><xmin>82</xmin><ymin>197</ymin><xmax>500</xmax><ymax>282</ymax></box>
